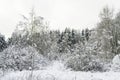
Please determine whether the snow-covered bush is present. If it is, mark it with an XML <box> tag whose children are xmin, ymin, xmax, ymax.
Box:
<box><xmin>46</xmin><ymin>61</ymin><xmax>69</xmax><ymax>71</ymax></box>
<box><xmin>64</xmin><ymin>53</ymin><xmax>104</xmax><ymax>71</ymax></box>
<box><xmin>111</xmin><ymin>54</ymin><xmax>120</xmax><ymax>71</ymax></box>
<box><xmin>0</xmin><ymin>45</ymin><xmax>49</xmax><ymax>71</ymax></box>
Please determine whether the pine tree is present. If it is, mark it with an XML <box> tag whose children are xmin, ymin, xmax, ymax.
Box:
<box><xmin>0</xmin><ymin>34</ymin><xmax>7</xmax><ymax>52</ymax></box>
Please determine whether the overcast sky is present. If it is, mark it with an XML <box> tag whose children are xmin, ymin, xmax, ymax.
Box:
<box><xmin>0</xmin><ymin>0</ymin><xmax>120</xmax><ymax>38</ymax></box>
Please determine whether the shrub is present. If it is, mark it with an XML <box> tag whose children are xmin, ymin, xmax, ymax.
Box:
<box><xmin>0</xmin><ymin>45</ymin><xmax>49</xmax><ymax>71</ymax></box>
<box><xmin>64</xmin><ymin>53</ymin><xmax>104</xmax><ymax>71</ymax></box>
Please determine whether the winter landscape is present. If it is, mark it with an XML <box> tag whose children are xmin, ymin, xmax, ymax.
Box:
<box><xmin>0</xmin><ymin>0</ymin><xmax>120</xmax><ymax>80</ymax></box>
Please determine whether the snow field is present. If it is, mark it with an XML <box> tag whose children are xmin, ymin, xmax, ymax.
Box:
<box><xmin>0</xmin><ymin>70</ymin><xmax>120</xmax><ymax>80</ymax></box>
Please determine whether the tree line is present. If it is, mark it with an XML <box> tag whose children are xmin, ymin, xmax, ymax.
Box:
<box><xmin>0</xmin><ymin>6</ymin><xmax>120</xmax><ymax>72</ymax></box>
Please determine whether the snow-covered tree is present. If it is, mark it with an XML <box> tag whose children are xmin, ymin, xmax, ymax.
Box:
<box><xmin>96</xmin><ymin>6</ymin><xmax>115</xmax><ymax>59</ymax></box>
<box><xmin>9</xmin><ymin>9</ymin><xmax>51</xmax><ymax>56</ymax></box>
<box><xmin>0</xmin><ymin>34</ymin><xmax>7</xmax><ymax>52</ymax></box>
<box><xmin>113</xmin><ymin>11</ymin><xmax>120</xmax><ymax>54</ymax></box>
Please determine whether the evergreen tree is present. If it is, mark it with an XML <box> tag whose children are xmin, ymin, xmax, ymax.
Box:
<box><xmin>0</xmin><ymin>34</ymin><xmax>7</xmax><ymax>52</ymax></box>
<box><xmin>85</xmin><ymin>28</ymin><xmax>90</xmax><ymax>41</ymax></box>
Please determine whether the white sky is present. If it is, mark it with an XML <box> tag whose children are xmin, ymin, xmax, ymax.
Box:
<box><xmin>0</xmin><ymin>0</ymin><xmax>120</xmax><ymax>38</ymax></box>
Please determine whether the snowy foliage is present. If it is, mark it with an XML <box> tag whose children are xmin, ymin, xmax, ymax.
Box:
<box><xmin>111</xmin><ymin>54</ymin><xmax>120</xmax><ymax>71</ymax></box>
<box><xmin>0</xmin><ymin>34</ymin><xmax>7</xmax><ymax>52</ymax></box>
<box><xmin>63</xmin><ymin>53</ymin><xmax>104</xmax><ymax>71</ymax></box>
<box><xmin>0</xmin><ymin>45</ymin><xmax>49</xmax><ymax>71</ymax></box>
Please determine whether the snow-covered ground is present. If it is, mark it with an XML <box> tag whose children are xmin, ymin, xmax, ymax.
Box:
<box><xmin>0</xmin><ymin>70</ymin><xmax>120</xmax><ymax>80</ymax></box>
<box><xmin>0</xmin><ymin>61</ymin><xmax>120</xmax><ymax>80</ymax></box>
